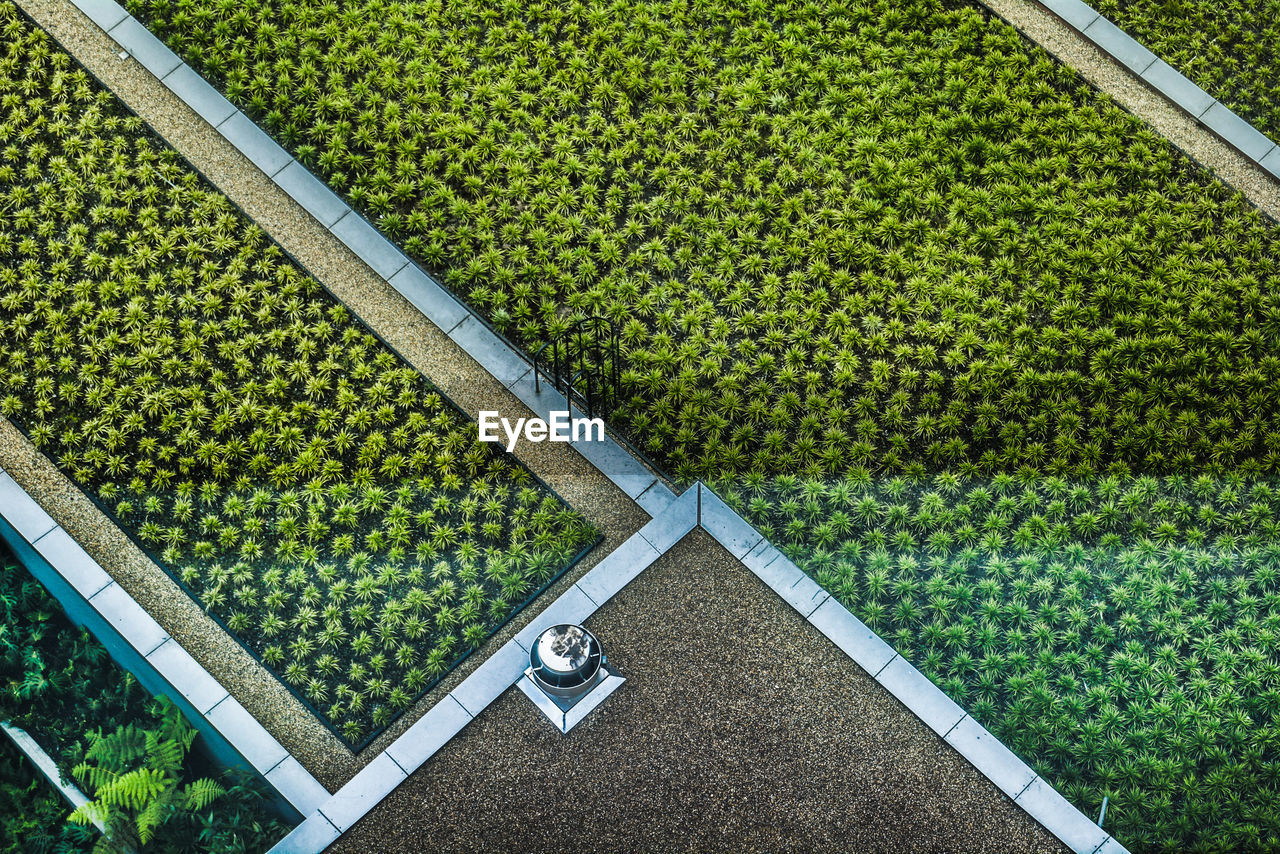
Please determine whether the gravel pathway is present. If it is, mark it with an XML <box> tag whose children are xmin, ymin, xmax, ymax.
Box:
<box><xmin>333</xmin><ymin>531</ymin><xmax>1066</xmax><ymax>854</ymax></box>
<box><xmin>8</xmin><ymin>0</ymin><xmax>649</xmax><ymax>790</ymax></box>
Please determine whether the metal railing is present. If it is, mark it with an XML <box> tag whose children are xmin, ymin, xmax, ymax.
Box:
<box><xmin>531</xmin><ymin>317</ymin><xmax>623</xmax><ymax>419</ymax></box>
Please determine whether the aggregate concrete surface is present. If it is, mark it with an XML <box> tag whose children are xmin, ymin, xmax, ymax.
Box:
<box><xmin>332</xmin><ymin>532</ymin><xmax>1066</xmax><ymax>854</ymax></box>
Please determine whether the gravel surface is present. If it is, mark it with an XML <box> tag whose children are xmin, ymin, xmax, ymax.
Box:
<box><xmin>333</xmin><ymin>531</ymin><xmax>1066</xmax><ymax>854</ymax></box>
<box><xmin>981</xmin><ymin>0</ymin><xmax>1280</xmax><ymax>219</ymax></box>
<box><xmin>9</xmin><ymin>0</ymin><xmax>650</xmax><ymax>790</ymax></box>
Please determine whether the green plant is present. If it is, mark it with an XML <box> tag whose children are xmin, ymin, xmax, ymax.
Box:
<box><xmin>70</xmin><ymin>696</ymin><xmax>224</xmax><ymax>852</ymax></box>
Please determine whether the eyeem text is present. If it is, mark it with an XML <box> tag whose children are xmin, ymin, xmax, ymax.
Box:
<box><xmin>478</xmin><ymin>410</ymin><xmax>606</xmax><ymax>452</ymax></box>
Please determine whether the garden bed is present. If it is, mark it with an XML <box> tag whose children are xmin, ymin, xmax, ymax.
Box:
<box><xmin>0</xmin><ymin>0</ymin><xmax>598</xmax><ymax>748</ymax></box>
<box><xmin>0</xmin><ymin>735</ymin><xmax>96</xmax><ymax>853</ymax></box>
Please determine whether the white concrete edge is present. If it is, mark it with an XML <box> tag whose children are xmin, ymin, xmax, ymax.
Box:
<box><xmin>0</xmin><ymin>467</ymin><xmax>328</xmax><ymax>817</ymax></box>
<box><xmin>0</xmin><ymin>722</ymin><xmax>103</xmax><ymax>833</ymax></box>
<box><xmin>1030</xmin><ymin>0</ymin><xmax>1280</xmax><ymax>181</ymax></box>
<box><xmin>64</xmin><ymin>0</ymin><xmax>675</xmax><ymax>519</ymax></box>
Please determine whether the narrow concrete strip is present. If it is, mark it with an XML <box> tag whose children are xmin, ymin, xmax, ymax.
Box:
<box><xmin>807</xmin><ymin>597</ymin><xmax>898</xmax><ymax>678</ymax></box>
<box><xmin>30</xmin><ymin>526</ymin><xmax>111</xmax><ymax>599</ymax></box>
<box><xmin>1262</xmin><ymin>146</ymin><xmax>1280</xmax><ymax>180</ymax></box>
<box><xmin>445</xmin><ymin>315</ymin><xmax>530</xmax><ymax>388</ymax></box>
<box><xmin>448</xmin><ymin>641</ymin><xmax>528</xmax><ymax>717</ymax></box>
<box><xmin>943</xmin><ymin>716</ymin><xmax>1038</xmax><ymax>801</ymax></box>
<box><xmin>696</xmin><ymin>484</ymin><xmax>763</xmax><ymax>559</ymax></box>
<box><xmin>1081</xmin><ymin>16</ymin><xmax>1156</xmax><ymax>74</ymax></box>
<box><xmin>0</xmin><ymin>724</ymin><xmax>100</xmax><ymax>830</ymax></box>
<box><xmin>70</xmin><ymin>0</ymin><xmax>124</xmax><ymax>30</ymax></box>
<box><xmin>384</xmin><ymin>695</ymin><xmax>472</xmax><ymax>774</ymax></box>
<box><xmin>746</xmin><ymin>549</ymin><xmax>807</xmax><ymax>597</ymax></box>
<box><xmin>874</xmin><ymin>655</ymin><xmax>967</xmax><ymax>737</ymax></box>
<box><xmin>87</xmin><ymin>581</ymin><xmax>169</xmax><ymax>656</ymax></box>
<box><xmin>318</xmin><ymin>753</ymin><xmax>408</xmax><ymax>833</ymax></box>
<box><xmin>1200</xmin><ymin>103</ymin><xmax>1277</xmax><ymax>161</ymax></box>
<box><xmin>273</xmin><ymin>161</ymin><xmax>350</xmax><ymax>228</ymax></box>
<box><xmin>160</xmin><ymin>64</ymin><xmax>235</xmax><ymax>126</ymax></box>
<box><xmin>215</xmin><ymin>111</ymin><xmax>291</xmax><ymax>177</ymax></box>
<box><xmin>0</xmin><ymin>469</ymin><xmax>57</xmax><ymax>542</ymax></box>
<box><xmin>268</xmin><ymin>812</ymin><xmax>341</xmax><ymax>854</ymax></box>
<box><xmin>266</xmin><ymin>756</ymin><xmax>330</xmax><ymax>818</ymax></box>
<box><xmin>780</xmin><ymin>572</ymin><xmax>829</xmax><ymax>617</ymax></box>
<box><xmin>329</xmin><ymin>212</ymin><xmax>408</xmax><ymax>280</ymax></box>
<box><xmin>512</xmin><ymin>584</ymin><xmax>596</xmax><ymax>653</ymax></box>
<box><xmin>571</xmin><ymin>437</ymin><xmax>661</xmax><ymax>500</ymax></box>
<box><xmin>106</xmin><ymin>16</ymin><xmax>180</xmax><ymax>77</ymax></box>
<box><xmin>1039</xmin><ymin>0</ymin><xmax>1097</xmax><ymax>30</ymax></box>
<box><xmin>740</xmin><ymin>537</ymin><xmax>784</xmax><ymax>578</ymax></box>
<box><xmin>146</xmin><ymin>637</ymin><xmax>230</xmax><ymax>715</ymax></box>
<box><xmin>634</xmin><ymin>486</ymin><xmax>697</xmax><ymax>553</ymax></box>
<box><xmin>1015</xmin><ymin>776</ymin><xmax>1109</xmax><ymax>854</ymax></box>
<box><xmin>1094</xmin><ymin>836</ymin><xmax>1128</xmax><ymax>854</ymax></box>
<box><xmin>387</xmin><ymin>264</ymin><xmax>469</xmax><ymax>335</ymax></box>
<box><xmin>205</xmin><ymin>695</ymin><xmax>290</xmax><ymax>775</ymax></box>
<box><xmin>1140</xmin><ymin>60</ymin><xmax>1214</xmax><ymax>117</ymax></box>
<box><xmin>575</xmin><ymin>531</ymin><xmax>661</xmax><ymax>607</ymax></box>
<box><xmin>634</xmin><ymin>479</ymin><xmax>677</xmax><ymax>515</ymax></box>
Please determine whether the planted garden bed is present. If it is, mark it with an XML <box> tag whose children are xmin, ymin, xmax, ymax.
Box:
<box><xmin>0</xmin><ymin>540</ymin><xmax>288</xmax><ymax>851</ymax></box>
<box><xmin>0</xmin><ymin>0</ymin><xmax>598</xmax><ymax>747</ymax></box>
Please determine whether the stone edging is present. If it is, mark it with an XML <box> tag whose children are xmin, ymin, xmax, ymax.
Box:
<box><xmin>0</xmin><ymin>722</ymin><xmax>102</xmax><ymax>833</ymax></box>
<box><xmin>268</xmin><ymin>483</ymin><xmax>1129</xmax><ymax>854</ymax></box>
<box><xmin>0</xmin><ymin>468</ymin><xmax>329</xmax><ymax>819</ymax></box>
<box><xmin>67</xmin><ymin>0</ymin><xmax>675</xmax><ymax>520</ymax></box>
<box><xmin>1036</xmin><ymin>0</ymin><xmax>1280</xmax><ymax>179</ymax></box>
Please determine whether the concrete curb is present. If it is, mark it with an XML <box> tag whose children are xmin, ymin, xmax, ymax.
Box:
<box><xmin>0</xmin><ymin>722</ymin><xmax>101</xmax><ymax>833</ymax></box>
<box><xmin>268</xmin><ymin>482</ymin><xmax>1125</xmax><ymax>853</ymax></box>
<box><xmin>1035</xmin><ymin>0</ymin><xmax>1280</xmax><ymax>181</ymax></box>
<box><xmin>0</xmin><ymin>468</ymin><xmax>329</xmax><ymax>819</ymax></box>
<box><xmin>67</xmin><ymin>0</ymin><xmax>674</xmax><ymax>520</ymax></box>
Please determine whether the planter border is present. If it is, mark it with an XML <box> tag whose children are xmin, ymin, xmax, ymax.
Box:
<box><xmin>0</xmin><ymin>467</ymin><xmax>328</xmax><ymax>819</ymax></box>
<box><xmin>267</xmin><ymin>484</ymin><xmax>1129</xmax><ymax>854</ymax></box>
<box><xmin>1033</xmin><ymin>0</ymin><xmax>1280</xmax><ymax>180</ymax></box>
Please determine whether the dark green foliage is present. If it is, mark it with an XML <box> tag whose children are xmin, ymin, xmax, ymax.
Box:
<box><xmin>71</xmin><ymin>696</ymin><xmax>276</xmax><ymax>854</ymax></box>
<box><xmin>132</xmin><ymin>0</ymin><xmax>1280</xmax><ymax>485</ymax></box>
<box><xmin>1092</xmin><ymin>0</ymin><xmax>1280</xmax><ymax>145</ymax></box>
<box><xmin>0</xmin><ymin>543</ymin><xmax>288</xmax><ymax>852</ymax></box>
<box><xmin>0</xmin><ymin>736</ymin><xmax>95</xmax><ymax>854</ymax></box>
<box><xmin>0</xmin><ymin>1</ymin><xmax>597</xmax><ymax>744</ymax></box>
<box><xmin>725</xmin><ymin>472</ymin><xmax>1280</xmax><ymax>852</ymax></box>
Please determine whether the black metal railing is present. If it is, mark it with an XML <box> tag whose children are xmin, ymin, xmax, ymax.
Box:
<box><xmin>531</xmin><ymin>317</ymin><xmax>622</xmax><ymax>419</ymax></box>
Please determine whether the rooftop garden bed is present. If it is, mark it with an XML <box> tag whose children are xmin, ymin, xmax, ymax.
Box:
<box><xmin>0</xmin><ymin>0</ymin><xmax>597</xmax><ymax>747</ymax></box>
<box><xmin>76</xmin><ymin>0</ymin><xmax>1280</xmax><ymax>847</ymax></box>
<box><xmin>0</xmin><ymin>540</ymin><xmax>289</xmax><ymax>852</ymax></box>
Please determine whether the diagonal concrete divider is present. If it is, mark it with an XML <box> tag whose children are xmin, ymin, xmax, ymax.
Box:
<box><xmin>267</xmin><ymin>482</ymin><xmax>1128</xmax><ymax>854</ymax></box>
<box><xmin>1031</xmin><ymin>0</ymin><xmax>1280</xmax><ymax>180</ymax></box>
<box><xmin>66</xmin><ymin>0</ymin><xmax>675</xmax><ymax>521</ymax></box>
<box><xmin>0</xmin><ymin>468</ymin><xmax>329</xmax><ymax>821</ymax></box>
<box><xmin>0</xmin><ymin>723</ymin><xmax>102</xmax><ymax>832</ymax></box>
